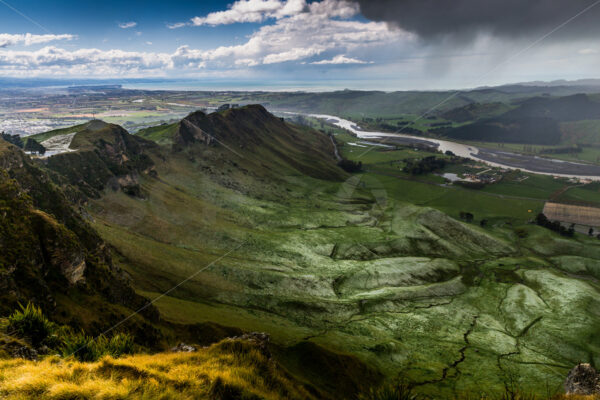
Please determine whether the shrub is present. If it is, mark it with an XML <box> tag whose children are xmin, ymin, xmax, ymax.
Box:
<box><xmin>100</xmin><ymin>332</ymin><xmax>135</xmax><ymax>358</ymax></box>
<box><xmin>403</xmin><ymin>156</ymin><xmax>446</xmax><ymax>175</ymax></box>
<box><xmin>7</xmin><ymin>303</ymin><xmax>55</xmax><ymax>347</ymax></box>
<box><xmin>61</xmin><ymin>332</ymin><xmax>135</xmax><ymax>362</ymax></box>
<box><xmin>338</xmin><ymin>159</ymin><xmax>363</xmax><ymax>173</ymax></box>
<box><xmin>61</xmin><ymin>332</ymin><xmax>99</xmax><ymax>362</ymax></box>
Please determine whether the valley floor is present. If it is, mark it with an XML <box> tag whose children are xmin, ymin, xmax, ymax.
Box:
<box><xmin>88</xmin><ymin>142</ymin><xmax>600</xmax><ymax>397</ymax></box>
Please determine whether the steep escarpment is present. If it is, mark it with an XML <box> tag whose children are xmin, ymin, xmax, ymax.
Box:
<box><xmin>0</xmin><ymin>139</ymin><xmax>158</xmax><ymax>341</ymax></box>
<box><xmin>139</xmin><ymin>105</ymin><xmax>345</xmax><ymax>181</ymax></box>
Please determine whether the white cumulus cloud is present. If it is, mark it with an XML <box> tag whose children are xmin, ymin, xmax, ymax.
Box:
<box><xmin>0</xmin><ymin>33</ymin><xmax>75</xmax><ymax>48</ymax></box>
<box><xmin>311</xmin><ymin>54</ymin><xmax>371</xmax><ymax>64</ymax></box>
<box><xmin>0</xmin><ymin>0</ymin><xmax>409</xmax><ymax>77</ymax></box>
<box><xmin>176</xmin><ymin>0</ymin><xmax>406</xmax><ymax>67</ymax></box>
<box><xmin>175</xmin><ymin>0</ymin><xmax>357</xmax><ymax>27</ymax></box>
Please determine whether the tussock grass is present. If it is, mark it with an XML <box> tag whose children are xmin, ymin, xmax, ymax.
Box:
<box><xmin>0</xmin><ymin>339</ymin><xmax>318</xmax><ymax>400</ymax></box>
<box><xmin>7</xmin><ymin>303</ymin><xmax>55</xmax><ymax>347</ymax></box>
<box><xmin>59</xmin><ymin>331</ymin><xmax>135</xmax><ymax>362</ymax></box>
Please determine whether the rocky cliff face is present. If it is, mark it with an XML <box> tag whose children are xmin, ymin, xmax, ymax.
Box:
<box><xmin>170</xmin><ymin>105</ymin><xmax>345</xmax><ymax>182</ymax></box>
<box><xmin>0</xmin><ymin>139</ymin><xmax>159</xmax><ymax>340</ymax></box>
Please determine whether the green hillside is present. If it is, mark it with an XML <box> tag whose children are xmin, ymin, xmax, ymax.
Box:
<box><xmin>136</xmin><ymin>121</ymin><xmax>179</xmax><ymax>145</ymax></box>
<box><xmin>83</xmin><ymin>108</ymin><xmax>600</xmax><ymax>396</ymax></box>
<box><xmin>27</xmin><ymin>122</ymin><xmax>91</xmax><ymax>143</ymax></box>
<box><xmin>3</xmin><ymin>106</ymin><xmax>600</xmax><ymax>398</ymax></box>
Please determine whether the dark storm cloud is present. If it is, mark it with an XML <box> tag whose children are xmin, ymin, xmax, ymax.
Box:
<box><xmin>356</xmin><ymin>0</ymin><xmax>600</xmax><ymax>42</ymax></box>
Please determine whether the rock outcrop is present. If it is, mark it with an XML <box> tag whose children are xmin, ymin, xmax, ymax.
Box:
<box><xmin>170</xmin><ymin>343</ymin><xmax>197</xmax><ymax>353</ymax></box>
<box><xmin>565</xmin><ymin>363</ymin><xmax>600</xmax><ymax>395</ymax></box>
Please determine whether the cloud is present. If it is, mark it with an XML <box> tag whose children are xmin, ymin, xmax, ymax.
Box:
<box><xmin>0</xmin><ymin>33</ymin><xmax>75</xmax><ymax>48</ymax></box>
<box><xmin>175</xmin><ymin>0</ymin><xmax>402</xmax><ymax>66</ymax></box>
<box><xmin>118</xmin><ymin>21</ymin><xmax>137</xmax><ymax>29</ymax></box>
<box><xmin>0</xmin><ymin>46</ymin><xmax>173</xmax><ymax>77</ymax></box>
<box><xmin>355</xmin><ymin>0</ymin><xmax>600</xmax><ymax>43</ymax></box>
<box><xmin>191</xmin><ymin>0</ymin><xmax>290</xmax><ymax>26</ymax></box>
<box><xmin>311</xmin><ymin>54</ymin><xmax>370</xmax><ymax>64</ymax></box>
<box><xmin>0</xmin><ymin>0</ymin><xmax>405</xmax><ymax>77</ymax></box>
<box><xmin>308</xmin><ymin>0</ymin><xmax>358</xmax><ymax>19</ymax></box>
<box><xmin>579</xmin><ymin>48</ymin><xmax>598</xmax><ymax>55</ymax></box>
<box><xmin>177</xmin><ymin>0</ymin><xmax>357</xmax><ymax>27</ymax></box>
<box><xmin>167</xmin><ymin>22</ymin><xmax>187</xmax><ymax>29</ymax></box>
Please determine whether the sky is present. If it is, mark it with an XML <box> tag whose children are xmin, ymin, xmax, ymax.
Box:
<box><xmin>0</xmin><ymin>0</ymin><xmax>600</xmax><ymax>90</ymax></box>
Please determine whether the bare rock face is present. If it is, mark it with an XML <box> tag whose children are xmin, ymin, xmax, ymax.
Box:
<box><xmin>565</xmin><ymin>363</ymin><xmax>600</xmax><ymax>395</ymax></box>
<box><xmin>171</xmin><ymin>343</ymin><xmax>197</xmax><ymax>353</ymax></box>
<box><xmin>11</xmin><ymin>344</ymin><xmax>38</xmax><ymax>361</ymax></box>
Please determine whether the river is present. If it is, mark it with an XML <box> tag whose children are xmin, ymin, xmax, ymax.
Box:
<box><xmin>310</xmin><ymin>114</ymin><xmax>600</xmax><ymax>181</ymax></box>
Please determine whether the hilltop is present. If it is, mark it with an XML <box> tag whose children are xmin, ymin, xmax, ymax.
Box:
<box><xmin>138</xmin><ymin>104</ymin><xmax>344</xmax><ymax>181</ymax></box>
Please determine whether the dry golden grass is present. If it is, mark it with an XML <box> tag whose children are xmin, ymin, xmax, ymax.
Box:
<box><xmin>0</xmin><ymin>339</ymin><xmax>318</xmax><ymax>400</ymax></box>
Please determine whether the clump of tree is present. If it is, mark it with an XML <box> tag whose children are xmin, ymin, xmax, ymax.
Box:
<box><xmin>535</xmin><ymin>213</ymin><xmax>575</xmax><ymax>237</ymax></box>
<box><xmin>459</xmin><ymin>211</ymin><xmax>474</xmax><ymax>223</ymax></box>
<box><xmin>1</xmin><ymin>131</ymin><xmax>23</xmax><ymax>148</ymax></box>
<box><xmin>23</xmin><ymin>138</ymin><xmax>46</xmax><ymax>155</ymax></box>
<box><xmin>403</xmin><ymin>156</ymin><xmax>446</xmax><ymax>175</ymax></box>
<box><xmin>454</xmin><ymin>180</ymin><xmax>486</xmax><ymax>189</ymax></box>
<box><xmin>338</xmin><ymin>159</ymin><xmax>363</xmax><ymax>173</ymax></box>
<box><xmin>540</xmin><ymin>145</ymin><xmax>582</xmax><ymax>155</ymax></box>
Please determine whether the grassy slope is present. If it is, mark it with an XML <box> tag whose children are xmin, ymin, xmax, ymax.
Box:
<box><xmin>91</xmin><ymin>161</ymin><xmax>600</xmax><ymax>397</ymax></box>
<box><xmin>27</xmin><ymin>123</ymin><xmax>87</xmax><ymax>143</ymax></box>
<box><xmin>70</xmin><ymin>110</ymin><xmax>600</xmax><ymax>398</ymax></box>
<box><xmin>0</xmin><ymin>339</ymin><xmax>322</xmax><ymax>400</ymax></box>
<box><xmin>136</xmin><ymin>122</ymin><xmax>179</xmax><ymax>145</ymax></box>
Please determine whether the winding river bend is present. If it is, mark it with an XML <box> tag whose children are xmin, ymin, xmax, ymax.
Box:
<box><xmin>311</xmin><ymin>114</ymin><xmax>600</xmax><ymax>181</ymax></box>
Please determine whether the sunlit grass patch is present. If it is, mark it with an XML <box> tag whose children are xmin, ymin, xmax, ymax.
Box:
<box><xmin>0</xmin><ymin>339</ymin><xmax>317</xmax><ymax>400</ymax></box>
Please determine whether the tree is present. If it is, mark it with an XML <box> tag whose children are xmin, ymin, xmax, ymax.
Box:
<box><xmin>535</xmin><ymin>213</ymin><xmax>549</xmax><ymax>226</ymax></box>
<box><xmin>459</xmin><ymin>212</ymin><xmax>474</xmax><ymax>223</ymax></box>
<box><xmin>480</xmin><ymin>219</ymin><xmax>488</xmax><ymax>227</ymax></box>
<box><xmin>24</xmin><ymin>138</ymin><xmax>46</xmax><ymax>155</ymax></box>
<box><xmin>1</xmin><ymin>132</ymin><xmax>23</xmax><ymax>148</ymax></box>
<box><xmin>337</xmin><ymin>159</ymin><xmax>362</xmax><ymax>173</ymax></box>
